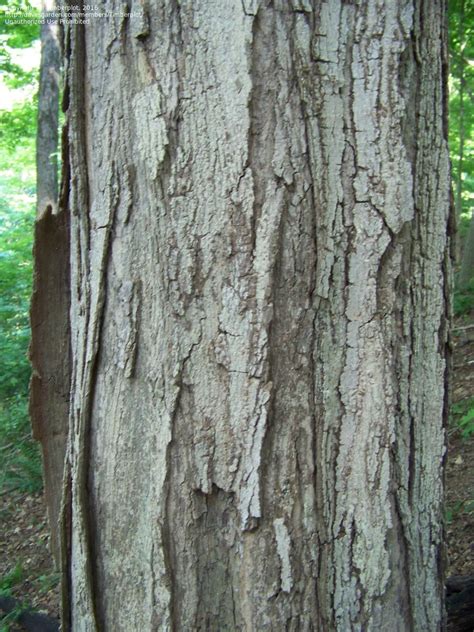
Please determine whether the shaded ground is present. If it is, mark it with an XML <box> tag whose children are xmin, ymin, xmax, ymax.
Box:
<box><xmin>446</xmin><ymin>322</ymin><xmax>474</xmax><ymax>577</ymax></box>
<box><xmin>0</xmin><ymin>491</ymin><xmax>60</xmax><ymax>626</ymax></box>
<box><xmin>0</xmin><ymin>327</ymin><xmax>473</xmax><ymax>628</ymax></box>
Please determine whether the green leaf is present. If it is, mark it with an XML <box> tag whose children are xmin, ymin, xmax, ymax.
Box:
<box><xmin>459</xmin><ymin>407</ymin><xmax>474</xmax><ymax>438</ymax></box>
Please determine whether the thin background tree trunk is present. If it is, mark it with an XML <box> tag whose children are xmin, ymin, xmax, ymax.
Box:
<box><xmin>451</xmin><ymin>0</ymin><xmax>474</xmax><ymax>291</ymax></box>
<box><xmin>454</xmin><ymin>0</ymin><xmax>465</xmax><ymax>221</ymax></box>
<box><xmin>36</xmin><ymin>0</ymin><xmax>60</xmax><ymax>216</ymax></box>
<box><xmin>45</xmin><ymin>1</ymin><xmax>452</xmax><ymax>630</ymax></box>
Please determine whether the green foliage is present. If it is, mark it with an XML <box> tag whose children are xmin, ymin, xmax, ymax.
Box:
<box><xmin>0</xmin><ymin>208</ymin><xmax>34</xmax><ymax>398</ymax></box>
<box><xmin>0</xmin><ymin>59</ymin><xmax>36</xmax><ymax>88</ymax></box>
<box><xmin>0</xmin><ymin>564</ymin><xmax>24</xmax><ymax>595</ymax></box>
<box><xmin>451</xmin><ymin>396</ymin><xmax>474</xmax><ymax>438</ymax></box>
<box><xmin>0</xmin><ymin>0</ymin><xmax>40</xmax><ymax>153</ymax></box>
<box><xmin>0</xmin><ymin>98</ymin><xmax>37</xmax><ymax>151</ymax></box>
<box><xmin>0</xmin><ymin>0</ymin><xmax>42</xmax><ymax>497</ymax></box>
<box><xmin>0</xmin><ymin>125</ymin><xmax>40</xmax><ymax>495</ymax></box>
<box><xmin>0</xmin><ymin>568</ymin><xmax>60</xmax><ymax>632</ymax></box>
<box><xmin>0</xmin><ymin>203</ymin><xmax>32</xmax><ymax>386</ymax></box>
<box><xmin>0</xmin><ymin>563</ymin><xmax>27</xmax><ymax>631</ymax></box>
<box><xmin>0</xmin><ymin>0</ymin><xmax>39</xmax><ymax>150</ymax></box>
<box><xmin>459</xmin><ymin>406</ymin><xmax>474</xmax><ymax>438</ymax></box>
<box><xmin>36</xmin><ymin>572</ymin><xmax>60</xmax><ymax>594</ymax></box>
<box><xmin>0</xmin><ymin>197</ymin><xmax>41</xmax><ymax>493</ymax></box>
<box><xmin>446</xmin><ymin>500</ymin><xmax>462</xmax><ymax>524</ymax></box>
<box><xmin>446</xmin><ymin>499</ymin><xmax>474</xmax><ymax>523</ymax></box>
<box><xmin>0</xmin><ymin>396</ymin><xmax>42</xmax><ymax>494</ymax></box>
<box><xmin>0</xmin><ymin>1</ymin><xmax>40</xmax><ymax>48</ymax></box>
<box><xmin>0</xmin><ymin>564</ymin><xmax>27</xmax><ymax>632</ymax></box>
<box><xmin>449</xmin><ymin>0</ymin><xmax>474</xmax><ymax>218</ymax></box>
<box><xmin>453</xmin><ymin>276</ymin><xmax>474</xmax><ymax>315</ymax></box>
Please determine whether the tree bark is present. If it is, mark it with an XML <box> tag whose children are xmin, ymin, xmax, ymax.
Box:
<box><xmin>36</xmin><ymin>0</ymin><xmax>60</xmax><ymax>216</ymax></box>
<box><xmin>29</xmin><ymin>206</ymin><xmax>70</xmax><ymax>568</ymax></box>
<box><xmin>31</xmin><ymin>0</ymin><xmax>67</xmax><ymax>562</ymax></box>
<box><xmin>49</xmin><ymin>1</ymin><xmax>452</xmax><ymax>630</ymax></box>
<box><xmin>31</xmin><ymin>1</ymin><xmax>68</xmax><ymax>568</ymax></box>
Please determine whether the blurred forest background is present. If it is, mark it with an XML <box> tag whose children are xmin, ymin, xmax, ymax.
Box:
<box><xmin>1</xmin><ymin>0</ymin><xmax>42</xmax><ymax>498</ymax></box>
<box><xmin>0</xmin><ymin>0</ymin><xmax>473</xmax><ymax>626</ymax></box>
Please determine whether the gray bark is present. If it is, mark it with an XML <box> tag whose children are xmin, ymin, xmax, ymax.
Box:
<box><xmin>47</xmin><ymin>1</ymin><xmax>452</xmax><ymax>630</ymax></box>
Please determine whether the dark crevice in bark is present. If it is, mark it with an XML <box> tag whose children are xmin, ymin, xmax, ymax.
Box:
<box><xmin>60</xmin><ymin>16</ymin><xmax>71</xmax><ymax>114</ymax></box>
<box><xmin>58</xmin><ymin>121</ymin><xmax>70</xmax><ymax>216</ymax></box>
<box><xmin>398</xmin><ymin>37</ymin><xmax>419</xmax><ymax>175</ymax></box>
<box><xmin>85</xmin><ymin>185</ymin><xmax>119</xmax><ymax>632</ymax></box>
<box><xmin>290</xmin><ymin>30</ymin><xmax>325</xmax><ymax>621</ymax></box>
<box><xmin>247</xmin><ymin>2</ymin><xmax>277</xmax><ymax>256</ymax></box>
<box><xmin>60</xmin><ymin>466</ymin><xmax>72</xmax><ymax>632</ymax></box>
<box><xmin>194</xmin><ymin>485</ymin><xmax>239</xmax><ymax>630</ymax></box>
<box><xmin>162</xmin><ymin>374</ymin><xmax>183</xmax><ymax>632</ymax></box>
<box><xmin>386</xmin><ymin>224</ymin><xmax>416</xmax><ymax>631</ymax></box>
<box><xmin>66</xmin><ymin>10</ymin><xmax>101</xmax><ymax>628</ymax></box>
<box><xmin>159</xmin><ymin>6</ymin><xmax>185</xmax><ymax>628</ymax></box>
<box><xmin>54</xmin><ymin>27</ymin><xmax>73</xmax><ymax>619</ymax></box>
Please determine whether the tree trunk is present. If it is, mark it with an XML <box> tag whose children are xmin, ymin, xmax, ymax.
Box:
<box><xmin>454</xmin><ymin>0</ymin><xmax>465</xmax><ymax>220</ymax></box>
<box><xmin>36</xmin><ymin>0</ymin><xmax>60</xmax><ymax>216</ymax></box>
<box><xmin>47</xmin><ymin>1</ymin><xmax>452</xmax><ymax>630</ymax></box>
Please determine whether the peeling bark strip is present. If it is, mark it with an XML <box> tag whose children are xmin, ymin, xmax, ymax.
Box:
<box><xmin>52</xmin><ymin>1</ymin><xmax>452</xmax><ymax>630</ymax></box>
<box><xmin>30</xmin><ymin>206</ymin><xmax>70</xmax><ymax>568</ymax></box>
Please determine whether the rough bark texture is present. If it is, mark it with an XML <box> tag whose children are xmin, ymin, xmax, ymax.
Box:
<box><xmin>30</xmin><ymin>207</ymin><xmax>70</xmax><ymax>568</ymax></box>
<box><xmin>36</xmin><ymin>0</ymin><xmax>60</xmax><ymax>216</ymax></box>
<box><xmin>54</xmin><ymin>1</ymin><xmax>452</xmax><ymax>630</ymax></box>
